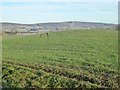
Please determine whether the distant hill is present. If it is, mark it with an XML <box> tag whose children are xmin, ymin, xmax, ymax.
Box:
<box><xmin>1</xmin><ymin>21</ymin><xmax>117</xmax><ymax>31</ymax></box>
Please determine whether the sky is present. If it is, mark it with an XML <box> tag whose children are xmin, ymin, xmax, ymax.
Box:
<box><xmin>0</xmin><ymin>0</ymin><xmax>119</xmax><ymax>24</ymax></box>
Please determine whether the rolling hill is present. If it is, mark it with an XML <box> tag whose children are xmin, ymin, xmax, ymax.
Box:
<box><xmin>1</xmin><ymin>21</ymin><xmax>117</xmax><ymax>32</ymax></box>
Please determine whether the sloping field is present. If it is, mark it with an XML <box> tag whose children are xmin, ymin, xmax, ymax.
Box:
<box><xmin>2</xmin><ymin>29</ymin><xmax>118</xmax><ymax>88</ymax></box>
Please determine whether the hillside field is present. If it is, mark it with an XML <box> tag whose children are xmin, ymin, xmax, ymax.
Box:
<box><xmin>2</xmin><ymin>29</ymin><xmax>118</xmax><ymax>88</ymax></box>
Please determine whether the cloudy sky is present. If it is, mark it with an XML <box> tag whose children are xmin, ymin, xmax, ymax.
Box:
<box><xmin>0</xmin><ymin>0</ymin><xmax>119</xmax><ymax>24</ymax></box>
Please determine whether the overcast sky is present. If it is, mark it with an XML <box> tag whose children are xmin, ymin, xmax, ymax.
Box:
<box><xmin>0</xmin><ymin>0</ymin><xmax>119</xmax><ymax>24</ymax></box>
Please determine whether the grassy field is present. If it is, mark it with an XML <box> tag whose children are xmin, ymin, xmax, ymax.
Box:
<box><xmin>2</xmin><ymin>29</ymin><xmax>118</xmax><ymax>88</ymax></box>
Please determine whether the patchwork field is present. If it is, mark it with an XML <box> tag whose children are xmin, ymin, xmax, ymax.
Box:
<box><xmin>2</xmin><ymin>29</ymin><xmax>118</xmax><ymax>88</ymax></box>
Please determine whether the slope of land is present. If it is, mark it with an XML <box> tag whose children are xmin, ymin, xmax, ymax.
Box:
<box><xmin>2</xmin><ymin>29</ymin><xmax>118</xmax><ymax>88</ymax></box>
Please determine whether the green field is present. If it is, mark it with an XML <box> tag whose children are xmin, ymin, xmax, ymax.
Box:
<box><xmin>2</xmin><ymin>29</ymin><xmax>118</xmax><ymax>88</ymax></box>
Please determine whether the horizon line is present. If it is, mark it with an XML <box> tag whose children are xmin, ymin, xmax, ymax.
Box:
<box><xmin>0</xmin><ymin>20</ymin><xmax>117</xmax><ymax>25</ymax></box>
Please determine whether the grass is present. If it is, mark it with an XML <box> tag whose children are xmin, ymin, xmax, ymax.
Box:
<box><xmin>2</xmin><ymin>29</ymin><xmax>118</xmax><ymax>88</ymax></box>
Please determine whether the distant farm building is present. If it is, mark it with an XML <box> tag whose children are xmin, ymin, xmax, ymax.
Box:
<box><xmin>4</xmin><ymin>27</ymin><xmax>43</xmax><ymax>35</ymax></box>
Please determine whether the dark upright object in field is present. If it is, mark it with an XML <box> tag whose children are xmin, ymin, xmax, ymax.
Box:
<box><xmin>40</xmin><ymin>32</ymin><xmax>49</xmax><ymax>37</ymax></box>
<box><xmin>46</xmin><ymin>32</ymin><xmax>49</xmax><ymax>37</ymax></box>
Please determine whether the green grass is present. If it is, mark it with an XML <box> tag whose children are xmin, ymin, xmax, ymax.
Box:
<box><xmin>2</xmin><ymin>29</ymin><xmax>118</xmax><ymax>88</ymax></box>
